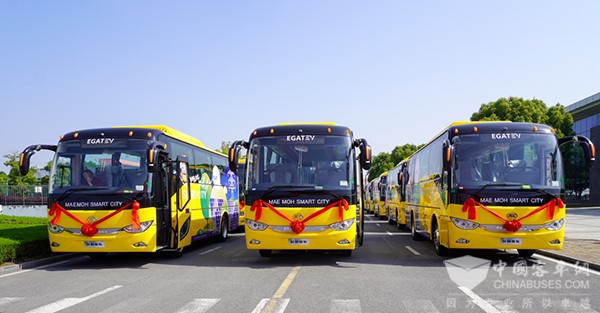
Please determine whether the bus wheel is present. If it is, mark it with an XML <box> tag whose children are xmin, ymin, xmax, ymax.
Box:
<box><xmin>410</xmin><ymin>213</ymin><xmax>423</xmax><ymax>241</ymax></box>
<box><xmin>517</xmin><ymin>249</ymin><xmax>535</xmax><ymax>258</ymax></box>
<box><xmin>259</xmin><ymin>249</ymin><xmax>272</xmax><ymax>257</ymax></box>
<box><xmin>170</xmin><ymin>247</ymin><xmax>184</xmax><ymax>258</ymax></box>
<box><xmin>432</xmin><ymin>219</ymin><xmax>449</xmax><ymax>256</ymax></box>
<box><xmin>87</xmin><ymin>252</ymin><xmax>108</xmax><ymax>259</ymax></box>
<box><xmin>217</xmin><ymin>217</ymin><xmax>229</xmax><ymax>242</ymax></box>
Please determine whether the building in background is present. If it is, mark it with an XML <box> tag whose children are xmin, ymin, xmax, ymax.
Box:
<box><xmin>565</xmin><ymin>92</ymin><xmax>600</xmax><ymax>205</ymax></box>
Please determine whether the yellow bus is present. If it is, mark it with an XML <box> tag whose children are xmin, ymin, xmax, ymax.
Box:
<box><xmin>229</xmin><ymin>122</ymin><xmax>372</xmax><ymax>257</ymax></box>
<box><xmin>365</xmin><ymin>179</ymin><xmax>375</xmax><ymax>214</ymax></box>
<box><xmin>19</xmin><ymin>125</ymin><xmax>240</xmax><ymax>258</ymax></box>
<box><xmin>385</xmin><ymin>159</ymin><xmax>408</xmax><ymax>228</ymax></box>
<box><xmin>374</xmin><ymin>172</ymin><xmax>388</xmax><ymax>219</ymax></box>
<box><xmin>406</xmin><ymin>121</ymin><xmax>594</xmax><ymax>256</ymax></box>
<box><xmin>237</xmin><ymin>158</ymin><xmax>247</xmax><ymax>226</ymax></box>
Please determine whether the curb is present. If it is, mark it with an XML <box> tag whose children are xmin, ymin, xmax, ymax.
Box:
<box><xmin>535</xmin><ymin>250</ymin><xmax>600</xmax><ymax>272</ymax></box>
<box><xmin>0</xmin><ymin>253</ymin><xmax>80</xmax><ymax>275</ymax></box>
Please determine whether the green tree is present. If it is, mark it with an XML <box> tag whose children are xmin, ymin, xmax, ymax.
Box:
<box><xmin>471</xmin><ymin>97</ymin><xmax>573</xmax><ymax>136</ymax></box>
<box><xmin>3</xmin><ymin>152</ymin><xmax>39</xmax><ymax>187</ymax></box>
<box><xmin>368</xmin><ymin>152</ymin><xmax>393</xmax><ymax>181</ymax></box>
<box><xmin>218</xmin><ymin>141</ymin><xmax>231</xmax><ymax>155</ymax></box>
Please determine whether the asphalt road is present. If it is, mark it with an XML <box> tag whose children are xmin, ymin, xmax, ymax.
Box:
<box><xmin>1</xmin><ymin>213</ymin><xmax>599</xmax><ymax>313</ymax></box>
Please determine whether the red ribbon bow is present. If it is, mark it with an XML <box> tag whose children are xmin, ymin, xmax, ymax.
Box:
<box><xmin>461</xmin><ymin>197</ymin><xmax>564</xmax><ymax>232</ymax></box>
<box><xmin>250</xmin><ymin>198</ymin><xmax>349</xmax><ymax>234</ymax></box>
<box><xmin>49</xmin><ymin>200</ymin><xmax>140</xmax><ymax>237</ymax></box>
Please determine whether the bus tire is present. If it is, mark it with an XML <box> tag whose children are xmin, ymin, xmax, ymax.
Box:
<box><xmin>410</xmin><ymin>212</ymin><xmax>423</xmax><ymax>241</ymax></box>
<box><xmin>259</xmin><ymin>249</ymin><xmax>272</xmax><ymax>257</ymax></box>
<box><xmin>170</xmin><ymin>247</ymin><xmax>184</xmax><ymax>258</ymax></box>
<box><xmin>517</xmin><ymin>249</ymin><xmax>535</xmax><ymax>258</ymax></box>
<box><xmin>432</xmin><ymin>218</ymin><xmax>449</xmax><ymax>256</ymax></box>
<box><xmin>217</xmin><ymin>216</ymin><xmax>229</xmax><ymax>242</ymax></box>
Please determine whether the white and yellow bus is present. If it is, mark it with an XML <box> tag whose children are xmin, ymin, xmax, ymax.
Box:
<box><xmin>229</xmin><ymin>122</ymin><xmax>372</xmax><ymax>257</ymax></box>
<box><xmin>20</xmin><ymin>125</ymin><xmax>239</xmax><ymax>257</ymax></box>
<box><xmin>405</xmin><ymin>121</ymin><xmax>594</xmax><ymax>256</ymax></box>
<box><xmin>385</xmin><ymin>159</ymin><xmax>408</xmax><ymax>228</ymax></box>
<box><xmin>374</xmin><ymin>172</ymin><xmax>388</xmax><ymax>219</ymax></box>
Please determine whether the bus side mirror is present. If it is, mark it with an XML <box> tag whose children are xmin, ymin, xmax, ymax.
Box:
<box><xmin>147</xmin><ymin>142</ymin><xmax>166</xmax><ymax>172</ymax></box>
<box><xmin>355</xmin><ymin>138</ymin><xmax>372</xmax><ymax>170</ymax></box>
<box><xmin>228</xmin><ymin>140</ymin><xmax>248</xmax><ymax>174</ymax></box>
<box><xmin>559</xmin><ymin>135</ymin><xmax>595</xmax><ymax>168</ymax></box>
<box><xmin>442</xmin><ymin>139</ymin><xmax>452</xmax><ymax>171</ymax></box>
<box><xmin>19</xmin><ymin>144</ymin><xmax>57</xmax><ymax>176</ymax></box>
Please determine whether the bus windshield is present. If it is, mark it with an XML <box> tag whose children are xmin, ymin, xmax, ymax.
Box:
<box><xmin>453</xmin><ymin>133</ymin><xmax>563</xmax><ymax>190</ymax></box>
<box><xmin>50</xmin><ymin>139</ymin><xmax>151</xmax><ymax>194</ymax></box>
<box><xmin>247</xmin><ymin>136</ymin><xmax>354</xmax><ymax>191</ymax></box>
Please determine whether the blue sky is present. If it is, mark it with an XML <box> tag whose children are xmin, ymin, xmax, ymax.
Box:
<box><xmin>1</xmin><ymin>1</ymin><xmax>599</xmax><ymax>172</ymax></box>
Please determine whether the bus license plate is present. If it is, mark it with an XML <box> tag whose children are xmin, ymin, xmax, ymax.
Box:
<box><xmin>84</xmin><ymin>241</ymin><xmax>105</xmax><ymax>248</ymax></box>
<box><xmin>288</xmin><ymin>238</ymin><xmax>309</xmax><ymax>246</ymax></box>
<box><xmin>500</xmin><ymin>238</ymin><xmax>522</xmax><ymax>245</ymax></box>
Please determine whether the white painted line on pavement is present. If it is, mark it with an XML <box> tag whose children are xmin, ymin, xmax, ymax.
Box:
<box><xmin>534</xmin><ymin>254</ymin><xmax>600</xmax><ymax>277</ymax></box>
<box><xmin>199</xmin><ymin>246</ymin><xmax>222</xmax><ymax>255</ymax></box>
<box><xmin>252</xmin><ymin>298</ymin><xmax>290</xmax><ymax>313</ymax></box>
<box><xmin>457</xmin><ymin>286</ymin><xmax>502</xmax><ymax>313</ymax></box>
<box><xmin>0</xmin><ymin>259</ymin><xmax>76</xmax><ymax>278</ymax></box>
<box><xmin>0</xmin><ymin>297</ymin><xmax>24</xmax><ymax>305</ymax></box>
<box><xmin>258</xmin><ymin>266</ymin><xmax>299</xmax><ymax>313</ymax></box>
<box><xmin>229</xmin><ymin>233</ymin><xmax>245</xmax><ymax>237</ymax></box>
<box><xmin>405</xmin><ymin>246</ymin><xmax>421</xmax><ymax>256</ymax></box>
<box><xmin>331</xmin><ymin>299</ymin><xmax>361</xmax><ymax>313</ymax></box>
<box><xmin>25</xmin><ymin>285</ymin><xmax>122</xmax><ymax>313</ymax></box>
<box><xmin>402</xmin><ymin>300</ymin><xmax>440</xmax><ymax>313</ymax></box>
<box><xmin>175</xmin><ymin>298</ymin><xmax>220</xmax><ymax>313</ymax></box>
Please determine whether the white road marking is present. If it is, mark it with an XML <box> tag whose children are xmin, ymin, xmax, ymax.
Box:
<box><xmin>534</xmin><ymin>254</ymin><xmax>600</xmax><ymax>277</ymax></box>
<box><xmin>405</xmin><ymin>246</ymin><xmax>421</xmax><ymax>256</ymax></box>
<box><xmin>25</xmin><ymin>285</ymin><xmax>122</xmax><ymax>313</ymax></box>
<box><xmin>457</xmin><ymin>286</ymin><xmax>503</xmax><ymax>313</ymax></box>
<box><xmin>331</xmin><ymin>299</ymin><xmax>361</xmax><ymax>313</ymax></box>
<box><xmin>257</xmin><ymin>266</ymin><xmax>300</xmax><ymax>313</ymax></box>
<box><xmin>402</xmin><ymin>300</ymin><xmax>440</xmax><ymax>313</ymax></box>
<box><xmin>199</xmin><ymin>246</ymin><xmax>222</xmax><ymax>255</ymax></box>
<box><xmin>175</xmin><ymin>298</ymin><xmax>220</xmax><ymax>313</ymax></box>
<box><xmin>252</xmin><ymin>298</ymin><xmax>290</xmax><ymax>313</ymax></box>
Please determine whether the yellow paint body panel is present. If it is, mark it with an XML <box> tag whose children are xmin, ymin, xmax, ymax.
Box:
<box><xmin>244</xmin><ymin>204</ymin><xmax>357</xmax><ymax>250</ymax></box>
<box><xmin>47</xmin><ymin>207</ymin><xmax>158</xmax><ymax>253</ymax></box>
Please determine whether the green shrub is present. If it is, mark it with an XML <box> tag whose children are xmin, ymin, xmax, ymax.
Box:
<box><xmin>0</xmin><ymin>215</ymin><xmax>50</xmax><ymax>264</ymax></box>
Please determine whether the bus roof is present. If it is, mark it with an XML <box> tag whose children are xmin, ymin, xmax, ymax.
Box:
<box><xmin>114</xmin><ymin>125</ymin><xmax>205</xmax><ymax>148</ymax></box>
<box><xmin>249</xmin><ymin>123</ymin><xmax>353</xmax><ymax>140</ymax></box>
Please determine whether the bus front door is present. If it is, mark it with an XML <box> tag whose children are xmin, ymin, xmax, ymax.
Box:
<box><xmin>170</xmin><ymin>158</ymin><xmax>192</xmax><ymax>250</ymax></box>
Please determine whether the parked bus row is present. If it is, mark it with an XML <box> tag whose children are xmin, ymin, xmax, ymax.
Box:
<box><xmin>367</xmin><ymin>121</ymin><xmax>595</xmax><ymax>257</ymax></box>
<box><xmin>19</xmin><ymin>121</ymin><xmax>594</xmax><ymax>259</ymax></box>
<box><xmin>20</xmin><ymin>123</ymin><xmax>372</xmax><ymax>258</ymax></box>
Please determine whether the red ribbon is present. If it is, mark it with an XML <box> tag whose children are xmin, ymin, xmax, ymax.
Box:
<box><xmin>461</xmin><ymin>197</ymin><xmax>564</xmax><ymax>232</ymax></box>
<box><xmin>49</xmin><ymin>200</ymin><xmax>141</xmax><ymax>237</ymax></box>
<box><xmin>250</xmin><ymin>198</ymin><xmax>350</xmax><ymax>234</ymax></box>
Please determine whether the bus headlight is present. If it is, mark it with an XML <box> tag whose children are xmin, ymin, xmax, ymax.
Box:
<box><xmin>543</xmin><ymin>218</ymin><xmax>565</xmax><ymax>231</ymax></box>
<box><xmin>123</xmin><ymin>220</ymin><xmax>153</xmax><ymax>233</ymax></box>
<box><xmin>451</xmin><ymin>217</ymin><xmax>479</xmax><ymax>230</ymax></box>
<box><xmin>330</xmin><ymin>218</ymin><xmax>355</xmax><ymax>231</ymax></box>
<box><xmin>246</xmin><ymin>219</ymin><xmax>269</xmax><ymax>231</ymax></box>
<box><xmin>48</xmin><ymin>223</ymin><xmax>64</xmax><ymax>234</ymax></box>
